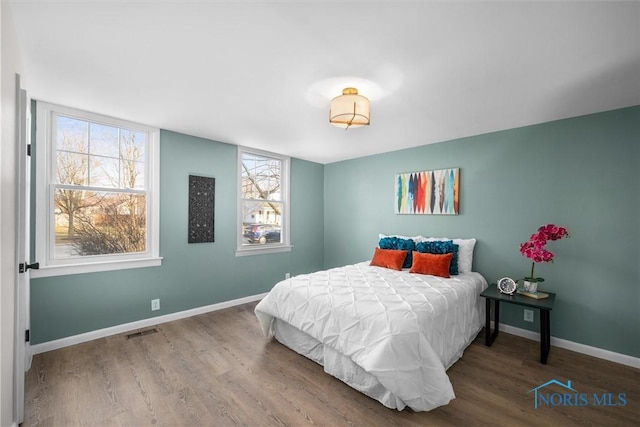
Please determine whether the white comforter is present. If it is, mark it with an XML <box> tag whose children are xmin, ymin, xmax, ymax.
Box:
<box><xmin>254</xmin><ymin>262</ymin><xmax>487</xmax><ymax>411</ymax></box>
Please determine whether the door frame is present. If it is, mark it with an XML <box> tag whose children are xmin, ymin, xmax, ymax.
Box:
<box><xmin>14</xmin><ymin>73</ymin><xmax>31</xmax><ymax>424</ymax></box>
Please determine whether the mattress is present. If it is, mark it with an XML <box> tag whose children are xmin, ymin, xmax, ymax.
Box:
<box><xmin>255</xmin><ymin>262</ymin><xmax>487</xmax><ymax>411</ymax></box>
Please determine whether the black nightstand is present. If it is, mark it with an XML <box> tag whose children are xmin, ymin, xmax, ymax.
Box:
<box><xmin>480</xmin><ymin>283</ymin><xmax>556</xmax><ymax>364</ymax></box>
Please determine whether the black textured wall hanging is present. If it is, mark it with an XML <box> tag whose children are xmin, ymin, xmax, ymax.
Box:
<box><xmin>188</xmin><ymin>175</ymin><xmax>215</xmax><ymax>243</ymax></box>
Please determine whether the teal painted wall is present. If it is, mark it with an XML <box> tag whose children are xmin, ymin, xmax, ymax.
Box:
<box><xmin>30</xmin><ymin>130</ymin><xmax>324</xmax><ymax>344</ymax></box>
<box><xmin>324</xmin><ymin>107</ymin><xmax>640</xmax><ymax>358</ymax></box>
<box><xmin>31</xmin><ymin>107</ymin><xmax>639</xmax><ymax>359</ymax></box>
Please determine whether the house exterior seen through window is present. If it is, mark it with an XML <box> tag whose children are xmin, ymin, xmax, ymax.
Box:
<box><xmin>237</xmin><ymin>147</ymin><xmax>290</xmax><ymax>255</ymax></box>
<box><xmin>33</xmin><ymin>102</ymin><xmax>161</xmax><ymax>277</ymax></box>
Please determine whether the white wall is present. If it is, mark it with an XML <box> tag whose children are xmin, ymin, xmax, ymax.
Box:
<box><xmin>1</xmin><ymin>1</ymin><xmax>22</xmax><ymax>425</ymax></box>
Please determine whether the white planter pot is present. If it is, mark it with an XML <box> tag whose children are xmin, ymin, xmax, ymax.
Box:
<box><xmin>523</xmin><ymin>280</ymin><xmax>538</xmax><ymax>293</ymax></box>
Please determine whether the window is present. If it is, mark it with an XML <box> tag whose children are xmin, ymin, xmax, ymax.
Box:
<box><xmin>237</xmin><ymin>147</ymin><xmax>290</xmax><ymax>255</ymax></box>
<box><xmin>33</xmin><ymin>102</ymin><xmax>161</xmax><ymax>277</ymax></box>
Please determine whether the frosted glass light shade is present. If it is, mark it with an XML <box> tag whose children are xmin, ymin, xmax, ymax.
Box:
<box><xmin>329</xmin><ymin>87</ymin><xmax>370</xmax><ymax>129</ymax></box>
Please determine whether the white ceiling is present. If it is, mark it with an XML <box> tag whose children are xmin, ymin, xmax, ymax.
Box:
<box><xmin>8</xmin><ymin>1</ymin><xmax>640</xmax><ymax>164</ymax></box>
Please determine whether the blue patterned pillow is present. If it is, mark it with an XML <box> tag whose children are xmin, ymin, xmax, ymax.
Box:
<box><xmin>415</xmin><ymin>240</ymin><xmax>459</xmax><ymax>275</ymax></box>
<box><xmin>379</xmin><ymin>237</ymin><xmax>415</xmax><ymax>269</ymax></box>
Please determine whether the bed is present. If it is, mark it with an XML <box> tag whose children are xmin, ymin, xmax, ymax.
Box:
<box><xmin>254</xmin><ymin>238</ymin><xmax>487</xmax><ymax>412</ymax></box>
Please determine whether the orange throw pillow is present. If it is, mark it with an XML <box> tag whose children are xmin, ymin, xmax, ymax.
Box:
<box><xmin>370</xmin><ymin>247</ymin><xmax>407</xmax><ymax>271</ymax></box>
<box><xmin>410</xmin><ymin>251</ymin><xmax>452</xmax><ymax>278</ymax></box>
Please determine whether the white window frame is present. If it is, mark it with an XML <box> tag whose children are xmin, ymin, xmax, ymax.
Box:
<box><xmin>32</xmin><ymin>102</ymin><xmax>162</xmax><ymax>277</ymax></box>
<box><xmin>236</xmin><ymin>146</ymin><xmax>291</xmax><ymax>256</ymax></box>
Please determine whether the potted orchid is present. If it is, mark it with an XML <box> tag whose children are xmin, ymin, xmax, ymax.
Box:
<box><xmin>519</xmin><ymin>224</ymin><xmax>569</xmax><ymax>292</ymax></box>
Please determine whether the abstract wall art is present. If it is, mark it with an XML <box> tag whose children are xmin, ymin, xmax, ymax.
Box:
<box><xmin>395</xmin><ymin>168</ymin><xmax>459</xmax><ymax>215</ymax></box>
<box><xmin>188</xmin><ymin>175</ymin><xmax>215</xmax><ymax>243</ymax></box>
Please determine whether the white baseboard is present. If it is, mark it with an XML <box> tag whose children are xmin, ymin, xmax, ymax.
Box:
<box><xmin>495</xmin><ymin>322</ymin><xmax>640</xmax><ymax>369</ymax></box>
<box><xmin>32</xmin><ymin>296</ymin><xmax>639</xmax><ymax>370</ymax></box>
<box><xmin>32</xmin><ymin>292</ymin><xmax>268</xmax><ymax>355</ymax></box>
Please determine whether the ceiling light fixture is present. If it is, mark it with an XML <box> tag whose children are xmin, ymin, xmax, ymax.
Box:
<box><xmin>329</xmin><ymin>87</ymin><xmax>370</xmax><ymax>129</ymax></box>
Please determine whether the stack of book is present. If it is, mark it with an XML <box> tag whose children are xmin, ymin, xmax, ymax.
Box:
<box><xmin>517</xmin><ymin>290</ymin><xmax>549</xmax><ymax>299</ymax></box>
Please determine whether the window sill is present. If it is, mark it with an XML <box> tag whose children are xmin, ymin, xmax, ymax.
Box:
<box><xmin>235</xmin><ymin>245</ymin><xmax>292</xmax><ymax>257</ymax></box>
<box><xmin>30</xmin><ymin>257</ymin><xmax>163</xmax><ymax>278</ymax></box>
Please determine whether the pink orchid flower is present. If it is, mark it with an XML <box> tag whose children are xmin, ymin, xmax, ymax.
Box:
<box><xmin>520</xmin><ymin>224</ymin><xmax>570</xmax><ymax>281</ymax></box>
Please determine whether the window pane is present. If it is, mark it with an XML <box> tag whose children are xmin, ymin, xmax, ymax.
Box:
<box><xmin>89</xmin><ymin>155</ymin><xmax>120</xmax><ymax>188</ymax></box>
<box><xmin>89</xmin><ymin>123</ymin><xmax>120</xmax><ymax>158</ymax></box>
<box><xmin>241</xmin><ymin>153</ymin><xmax>281</xmax><ymax>201</ymax></box>
<box><xmin>241</xmin><ymin>200</ymin><xmax>282</xmax><ymax>245</ymax></box>
<box><xmin>56</xmin><ymin>118</ymin><xmax>148</xmax><ymax>191</ymax></box>
<box><xmin>54</xmin><ymin>189</ymin><xmax>146</xmax><ymax>257</ymax></box>
<box><xmin>56</xmin><ymin>151</ymin><xmax>88</xmax><ymax>185</ymax></box>
<box><xmin>120</xmin><ymin>129</ymin><xmax>146</xmax><ymax>162</ymax></box>
<box><xmin>121</xmin><ymin>160</ymin><xmax>144</xmax><ymax>189</ymax></box>
<box><xmin>56</xmin><ymin>116</ymin><xmax>88</xmax><ymax>154</ymax></box>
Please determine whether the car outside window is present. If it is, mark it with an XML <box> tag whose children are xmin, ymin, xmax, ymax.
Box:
<box><xmin>237</xmin><ymin>147</ymin><xmax>290</xmax><ymax>256</ymax></box>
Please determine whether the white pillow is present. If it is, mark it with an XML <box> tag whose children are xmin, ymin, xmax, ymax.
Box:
<box><xmin>413</xmin><ymin>236</ymin><xmax>435</xmax><ymax>243</ymax></box>
<box><xmin>414</xmin><ymin>236</ymin><xmax>476</xmax><ymax>273</ymax></box>
<box><xmin>452</xmin><ymin>238</ymin><xmax>476</xmax><ymax>273</ymax></box>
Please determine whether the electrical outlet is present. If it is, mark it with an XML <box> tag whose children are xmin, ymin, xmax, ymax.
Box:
<box><xmin>151</xmin><ymin>298</ymin><xmax>160</xmax><ymax>311</ymax></box>
<box><xmin>285</xmin><ymin>273</ymin><xmax>290</xmax><ymax>279</ymax></box>
<box><xmin>524</xmin><ymin>309</ymin><xmax>534</xmax><ymax>322</ymax></box>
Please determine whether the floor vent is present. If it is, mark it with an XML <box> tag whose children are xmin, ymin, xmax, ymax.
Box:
<box><xmin>126</xmin><ymin>328</ymin><xmax>159</xmax><ymax>339</ymax></box>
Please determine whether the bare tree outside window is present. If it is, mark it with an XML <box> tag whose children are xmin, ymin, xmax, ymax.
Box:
<box><xmin>241</xmin><ymin>152</ymin><xmax>284</xmax><ymax>246</ymax></box>
<box><xmin>54</xmin><ymin>116</ymin><xmax>147</xmax><ymax>257</ymax></box>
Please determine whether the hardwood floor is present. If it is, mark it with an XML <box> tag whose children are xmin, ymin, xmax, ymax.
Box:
<box><xmin>24</xmin><ymin>302</ymin><xmax>639</xmax><ymax>426</ymax></box>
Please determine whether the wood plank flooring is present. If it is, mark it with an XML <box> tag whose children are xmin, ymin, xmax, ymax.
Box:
<box><xmin>24</xmin><ymin>302</ymin><xmax>639</xmax><ymax>426</ymax></box>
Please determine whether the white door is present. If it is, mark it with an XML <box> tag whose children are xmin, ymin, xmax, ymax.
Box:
<box><xmin>14</xmin><ymin>74</ymin><xmax>32</xmax><ymax>424</ymax></box>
